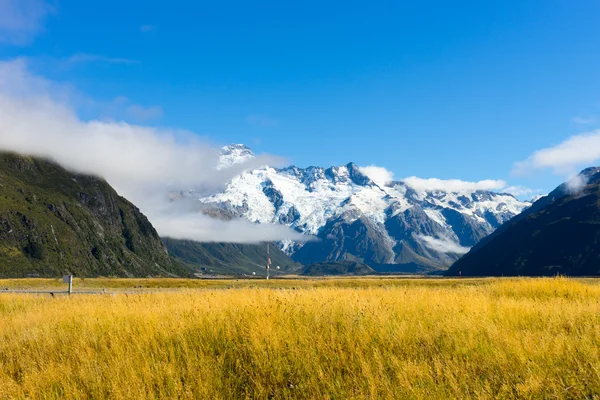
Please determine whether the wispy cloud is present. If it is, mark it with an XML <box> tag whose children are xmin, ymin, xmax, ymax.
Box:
<box><xmin>125</xmin><ymin>103</ymin><xmax>164</xmax><ymax>122</ymax></box>
<box><xmin>565</xmin><ymin>174</ymin><xmax>589</xmax><ymax>194</ymax></box>
<box><xmin>140</xmin><ymin>25</ymin><xmax>155</xmax><ymax>33</ymax></box>
<box><xmin>572</xmin><ymin>116</ymin><xmax>596</xmax><ymax>125</ymax></box>
<box><xmin>66</xmin><ymin>53</ymin><xmax>139</xmax><ymax>66</ymax></box>
<box><xmin>417</xmin><ymin>235</ymin><xmax>470</xmax><ymax>255</ymax></box>
<box><xmin>0</xmin><ymin>0</ymin><xmax>54</xmax><ymax>45</ymax></box>
<box><xmin>245</xmin><ymin>114</ymin><xmax>279</xmax><ymax>127</ymax></box>
<box><xmin>513</xmin><ymin>130</ymin><xmax>600</xmax><ymax>176</ymax></box>
<box><xmin>0</xmin><ymin>58</ymin><xmax>306</xmax><ymax>244</ymax></box>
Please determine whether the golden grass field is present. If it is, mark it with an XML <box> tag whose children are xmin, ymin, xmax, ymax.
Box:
<box><xmin>1</xmin><ymin>277</ymin><xmax>600</xmax><ymax>399</ymax></box>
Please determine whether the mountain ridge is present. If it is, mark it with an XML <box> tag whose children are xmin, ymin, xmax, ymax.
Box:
<box><xmin>200</xmin><ymin>145</ymin><xmax>531</xmax><ymax>271</ymax></box>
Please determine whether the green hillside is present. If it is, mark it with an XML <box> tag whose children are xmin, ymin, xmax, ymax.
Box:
<box><xmin>0</xmin><ymin>152</ymin><xmax>190</xmax><ymax>277</ymax></box>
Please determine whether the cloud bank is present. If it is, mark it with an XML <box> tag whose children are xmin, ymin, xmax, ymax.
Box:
<box><xmin>155</xmin><ymin>213</ymin><xmax>312</xmax><ymax>243</ymax></box>
<box><xmin>513</xmin><ymin>130</ymin><xmax>600</xmax><ymax>177</ymax></box>
<box><xmin>0</xmin><ymin>59</ymin><xmax>306</xmax><ymax>244</ymax></box>
<box><xmin>360</xmin><ymin>165</ymin><xmax>537</xmax><ymax>198</ymax></box>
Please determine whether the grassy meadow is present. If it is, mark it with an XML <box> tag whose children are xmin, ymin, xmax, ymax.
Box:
<box><xmin>1</xmin><ymin>277</ymin><xmax>600</xmax><ymax>399</ymax></box>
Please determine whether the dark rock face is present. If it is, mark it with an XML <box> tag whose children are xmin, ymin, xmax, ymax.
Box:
<box><xmin>346</xmin><ymin>163</ymin><xmax>372</xmax><ymax>186</ymax></box>
<box><xmin>441</xmin><ymin>208</ymin><xmax>488</xmax><ymax>247</ymax></box>
<box><xmin>262</xmin><ymin>180</ymin><xmax>285</xmax><ymax>210</ymax></box>
<box><xmin>292</xmin><ymin>213</ymin><xmax>395</xmax><ymax>266</ymax></box>
<box><xmin>278</xmin><ymin>206</ymin><xmax>300</xmax><ymax>225</ymax></box>
<box><xmin>385</xmin><ymin>206</ymin><xmax>442</xmax><ymax>243</ymax></box>
<box><xmin>447</xmin><ymin>167</ymin><xmax>600</xmax><ymax>276</ymax></box>
<box><xmin>383</xmin><ymin>206</ymin><xmax>459</xmax><ymax>270</ymax></box>
<box><xmin>457</xmin><ymin>195</ymin><xmax>472</xmax><ymax>208</ymax></box>
<box><xmin>0</xmin><ymin>152</ymin><xmax>189</xmax><ymax>278</ymax></box>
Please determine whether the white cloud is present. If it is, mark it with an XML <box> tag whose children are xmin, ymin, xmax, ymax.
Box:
<box><xmin>402</xmin><ymin>177</ymin><xmax>507</xmax><ymax>192</ymax></box>
<box><xmin>359</xmin><ymin>165</ymin><xmax>395</xmax><ymax>187</ymax></box>
<box><xmin>65</xmin><ymin>53</ymin><xmax>139</xmax><ymax>66</ymax></box>
<box><xmin>513</xmin><ymin>130</ymin><xmax>600</xmax><ymax>176</ymax></box>
<box><xmin>417</xmin><ymin>235</ymin><xmax>470</xmax><ymax>255</ymax></box>
<box><xmin>0</xmin><ymin>58</ymin><xmax>57</xmax><ymax>96</ymax></box>
<box><xmin>0</xmin><ymin>0</ymin><xmax>53</xmax><ymax>45</ymax></box>
<box><xmin>0</xmin><ymin>58</ymin><xmax>305</xmax><ymax>244</ymax></box>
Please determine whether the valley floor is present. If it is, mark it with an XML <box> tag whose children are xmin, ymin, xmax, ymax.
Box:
<box><xmin>1</xmin><ymin>277</ymin><xmax>599</xmax><ymax>399</ymax></box>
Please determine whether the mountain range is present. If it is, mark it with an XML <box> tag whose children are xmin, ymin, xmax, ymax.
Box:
<box><xmin>2</xmin><ymin>147</ymin><xmax>599</xmax><ymax>278</ymax></box>
<box><xmin>198</xmin><ymin>144</ymin><xmax>531</xmax><ymax>272</ymax></box>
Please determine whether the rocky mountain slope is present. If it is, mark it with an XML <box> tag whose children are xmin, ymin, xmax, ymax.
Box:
<box><xmin>447</xmin><ymin>167</ymin><xmax>600</xmax><ymax>276</ymax></box>
<box><xmin>163</xmin><ymin>238</ymin><xmax>303</xmax><ymax>276</ymax></box>
<box><xmin>0</xmin><ymin>152</ymin><xmax>190</xmax><ymax>278</ymax></box>
<box><xmin>198</xmin><ymin>145</ymin><xmax>530</xmax><ymax>272</ymax></box>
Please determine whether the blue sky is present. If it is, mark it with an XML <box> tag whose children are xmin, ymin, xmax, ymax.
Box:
<box><xmin>1</xmin><ymin>0</ymin><xmax>600</xmax><ymax>196</ymax></box>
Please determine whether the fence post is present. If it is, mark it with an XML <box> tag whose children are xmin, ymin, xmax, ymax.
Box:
<box><xmin>63</xmin><ymin>275</ymin><xmax>73</xmax><ymax>295</ymax></box>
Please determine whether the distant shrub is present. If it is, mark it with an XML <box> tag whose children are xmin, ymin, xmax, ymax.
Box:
<box><xmin>23</xmin><ymin>240</ymin><xmax>45</xmax><ymax>260</ymax></box>
<box><xmin>91</xmin><ymin>246</ymin><xmax>102</xmax><ymax>260</ymax></box>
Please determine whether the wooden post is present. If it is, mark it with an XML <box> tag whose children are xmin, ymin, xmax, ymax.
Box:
<box><xmin>63</xmin><ymin>275</ymin><xmax>73</xmax><ymax>295</ymax></box>
<box><xmin>266</xmin><ymin>242</ymin><xmax>271</xmax><ymax>280</ymax></box>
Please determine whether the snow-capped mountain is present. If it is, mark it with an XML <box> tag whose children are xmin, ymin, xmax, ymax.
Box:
<box><xmin>218</xmin><ymin>143</ymin><xmax>255</xmax><ymax>170</ymax></box>
<box><xmin>206</xmin><ymin>144</ymin><xmax>530</xmax><ymax>272</ymax></box>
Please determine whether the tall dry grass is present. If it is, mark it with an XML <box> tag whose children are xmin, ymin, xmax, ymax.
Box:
<box><xmin>1</xmin><ymin>277</ymin><xmax>599</xmax><ymax>399</ymax></box>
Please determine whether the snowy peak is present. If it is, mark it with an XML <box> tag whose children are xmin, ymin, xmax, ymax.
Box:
<box><xmin>201</xmin><ymin>145</ymin><xmax>531</xmax><ymax>271</ymax></box>
<box><xmin>219</xmin><ymin>144</ymin><xmax>255</xmax><ymax>169</ymax></box>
